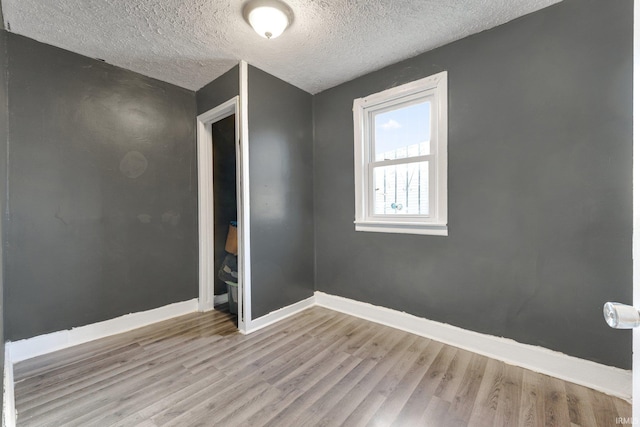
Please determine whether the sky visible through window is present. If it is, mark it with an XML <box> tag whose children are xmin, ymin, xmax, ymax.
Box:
<box><xmin>374</xmin><ymin>101</ymin><xmax>430</xmax><ymax>160</ymax></box>
<box><xmin>373</xmin><ymin>100</ymin><xmax>431</xmax><ymax>216</ymax></box>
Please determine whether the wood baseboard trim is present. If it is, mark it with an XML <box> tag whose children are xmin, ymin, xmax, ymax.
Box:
<box><xmin>7</xmin><ymin>299</ymin><xmax>199</xmax><ymax>364</ymax></box>
<box><xmin>314</xmin><ymin>291</ymin><xmax>632</xmax><ymax>400</ymax></box>
<box><xmin>244</xmin><ymin>295</ymin><xmax>316</xmax><ymax>334</ymax></box>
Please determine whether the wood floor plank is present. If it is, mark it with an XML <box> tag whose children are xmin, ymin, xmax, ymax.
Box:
<box><xmin>15</xmin><ymin>309</ymin><xmax>232</xmax><ymax>392</ymax></box>
<box><xmin>447</xmin><ymin>352</ymin><xmax>489</xmax><ymax>424</ymax></box>
<box><xmin>518</xmin><ymin>368</ymin><xmax>546</xmax><ymax>427</ymax></box>
<box><xmin>351</xmin><ymin>327</ymin><xmax>409</xmax><ymax>362</ymax></box>
<box><xmin>70</xmin><ymin>368</ymin><xmax>201</xmax><ymax>427</ymax></box>
<box><xmin>419</xmin><ymin>396</ymin><xmax>457</xmax><ymax>426</ymax></box>
<box><xmin>333</xmin><ymin>321</ymin><xmax>378</xmax><ymax>356</ymax></box>
<box><xmin>565</xmin><ymin>382</ymin><xmax>598</xmax><ymax>427</ymax></box>
<box><xmin>161</xmin><ymin>378</ymin><xmax>273</xmax><ymax>427</ymax></box>
<box><xmin>220</xmin><ymin>331</ymin><xmax>317</xmax><ymax>373</ymax></box>
<box><xmin>15</xmin><ymin>342</ymin><xmax>144</xmax><ymax>397</ymax></box>
<box><xmin>110</xmin><ymin>367</ymin><xmax>231</xmax><ymax>427</ymax></box>
<box><xmin>271</xmin><ymin>349</ymin><xmax>352</xmax><ymax>395</ymax></box>
<box><xmin>542</xmin><ymin>375</ymin><xmax>572</xmax><ymax>427</ymax></box>
<box><xmin>149</xmin><ymin>369</ymin><xmax>260</xmax><ymax>426</ymax></box>
<box><xmin>293</xmin><ymin>358</ymin><xmax>378</xmax><ymax>426</ymax></box>
<box><xmin>234</xmin><ymin>335</ymin><xmax>328</xmax><ymax>385</ymax></box>
<box><xmin>13</xmin><ymin>306</ymin><xmax>631</xmax><ymax>427</ymax></box>
<box><xmin>613</xmin><ymin>395</ymin><xmax>633</xmax><ymax>421</ymax></box>
<box><xmin>262</xmin><ymin>355</ymin><xmax>362</xmax><ymax>427</ymax></box>
<box><xmin>180</xmin><ymin>329</ymin><xmax>285</xmax><ymax>372</ymax></box>
<box><xmin>305</xmin><ymin>310</ymin><xmax>358</xmax><ymax>339</ymax></box>
<box><xmin>315</xmin><ymin>333</ymin><xmax>428</xmax><ymax>427</ymax></box>
<box><xmin>13</xmin><ymin>312</ymin><xmax>208</xmax><ymax>380</ymax></box>
<box><xmin>467</xmin><ymin>358</ymin><xmax>505</xmax><ymax>427</ymax></box>
<box><xmin>20</xmin><ymin>316</ymin><xmax>230</xmax><ymax>405</ymax></box>
<box><xmin>211</xmin><ymin>379</ymin><xmax>284</xmax><ymax>426</ymax></box>
<box><xmin>187</xmin><ymin>310</ymin><xmax>336</xmax><ymax>376</ymax></box>
<box><xmin>494</xmin><ymin>363</ymin><xmax>523</xmax><ymax>427</ymax></box>
<box><xmin>434</xmin><ymin>348</ymin><xmax>474</xmax><ymax>403</ymax></box>
<box><xmin>242</xmin><ymin>385</ymin><xmax>304</xmax><ymax>427</ymax></box>
<box><xmin>18</xmin><ymin>329</ymin><xmax>226</xmax><ymax>414</ymax></box>
<box><xmin>588</xmin><ymin>387</ymin><xmax>624</xmax><ymax>427</ymax></box>
<box><xmin>363</xmin><ymin>336</ymin><xmax>434</xmax><ymax>426</ymax></box>
<box><xmin>23</xmin><ymin>361</ymin><xmax>193</xmax><ymax>427</ymax></box>
<box><xmin>388</xmin><ymin>340</ymin><xmax>448</xmax><ymax>426</ymax></box>
<box><xmin>340</xmin><ymin>335</ymin><xmax>425</xmax><ymax>427</ymax></box>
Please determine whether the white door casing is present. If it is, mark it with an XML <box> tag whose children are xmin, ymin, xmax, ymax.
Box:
<box><xmin>196</xmin><ymin>61</ymin><xmax>252</xmax><ymax>333</ymax></box>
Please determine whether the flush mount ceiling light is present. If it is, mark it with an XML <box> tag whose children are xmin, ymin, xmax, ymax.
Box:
<box><xmin>243</xmin><ymin>0</ymin><xmax>293</xmax><ymax>39</ymax></box>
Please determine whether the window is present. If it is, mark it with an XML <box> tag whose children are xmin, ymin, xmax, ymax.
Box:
<box><xmin>353</xmin><ymin>71</ymin><xmax>448</xmax><ymax>236</ymax></box>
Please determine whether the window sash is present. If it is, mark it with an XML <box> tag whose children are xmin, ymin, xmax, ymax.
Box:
<box><xmin>366</xmin><ymin>156</ymin><xmax>435</xmax><ymax>221</ymax></box>
<box><xmin>370</xmin><ymin>96</ymin><xmax>433</xmax><ymax>162</ymax></box>
<box><xmin>353</xmin><ymin>71</ymin><xmax>448</xmax><ymax>235</ymax></box>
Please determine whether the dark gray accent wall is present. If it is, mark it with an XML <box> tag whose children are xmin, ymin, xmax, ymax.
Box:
<box><xmin>313</xmin><ymin>0</ymin><xmax>633</xmax><ymax>369</ymax></box>
<box><xmin>196</xmin><ymin>65</ymin><xmax>239</xmax><ymax>115</ymax></box>
<box><xmin>248</xmin><ymin>65</ymin><xmax>314</xmax><ymax>318</ymax></box>
<box><xmin>5</xmin><ymin>33</ymin><xmax>198</xmax><ymax>341</ymax></box>
<box><xmin>212</xmin><ymin>115</ymin><xmax>237</xmax><ymax>295</ymax></box>
<box><xmin>0</xmin><ymin>29</ymin><xmax>8</xmax><ymax>419</ymax></box>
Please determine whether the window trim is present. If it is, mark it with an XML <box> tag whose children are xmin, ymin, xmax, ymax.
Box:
<box><xmin>353</xmin><ymin>71</ymin><xmax>448</xmax><ymax>236</ymax></box>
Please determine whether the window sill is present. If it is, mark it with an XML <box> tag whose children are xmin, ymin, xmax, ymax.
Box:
<box><xmin>354</xmin><ymin>221</ymin><xmax>448</xmax><ymax>236</ymax></box>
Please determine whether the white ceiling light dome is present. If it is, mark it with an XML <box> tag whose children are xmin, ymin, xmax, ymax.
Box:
<box><xmin>243</xmin><ymin>0</ymin><xmax>293</xmax><ymax>39</ymax></box>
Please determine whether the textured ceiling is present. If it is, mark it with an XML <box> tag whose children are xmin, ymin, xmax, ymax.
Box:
<box><xmin>1</xmin><ymin>0</ymin><xmax>562</xmax><ymax>94</ymax></box>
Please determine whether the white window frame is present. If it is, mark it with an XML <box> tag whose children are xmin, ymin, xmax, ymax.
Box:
<box><xmin>353</xmin><ymin>71</ymin><xmax>448</xmax><ymax>236</ymax></box>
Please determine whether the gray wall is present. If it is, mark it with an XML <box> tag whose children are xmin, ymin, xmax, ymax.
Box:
<box><xmin>313</xmin><ymin>0</ymin><xmax>633</xmax><ymax>369</ymax></box>
<box><xmin>212</xmin><ymin>115</ymin><xmax>237</xmax><ymax>295</ymax></box>
<box><xmin>196</xmin><ymin>65</ymin><xmax>239</xmax><ymax>115</ymax></box>
<box><xmin>5</xmin><ymin>33</ymin><xmax>198</xmax><ymax>341</ymax></box>
<box><xmin>0</xmin><ymin>29</ymin><xmax>8</xmax><ymax>419</ymax></box>
<box><xmin>248</xmin><ymin>65</ymin><xmax>314</xmax><ymax>318</ymax></box>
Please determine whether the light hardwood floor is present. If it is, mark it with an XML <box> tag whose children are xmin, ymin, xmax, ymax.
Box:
<box><xmin>13</xmin><ymin>306</ymin><xmax>631</xmax><ymax>427</ymax></box>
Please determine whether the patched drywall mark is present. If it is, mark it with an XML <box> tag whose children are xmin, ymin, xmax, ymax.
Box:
<box><xmin>162</xmin><ymin>210</ymin><xmax>181</xmax><ymax>226</ymax></box>
<box><xmin>120</xmin><ymin>151</ymin><xmax>148</xmax><ymax>178</ymax></box>
<box><xmin>1</xmin><ymin>0</ymin><xmax>562</xmax><ymax>93</ymax></box>
<box><xmin>137</xmin><ymin>214</ymin><xmax>152</xmax><ymax>224</ymax></box>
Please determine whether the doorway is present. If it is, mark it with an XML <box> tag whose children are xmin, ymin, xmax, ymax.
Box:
<box><xmin>196</xmin><ymin>96</ymin><xmax>249</xmax><ymax>332</ymax></box>
<box><xmin>211</xmin><ymin>115</ymin><xmax>238</xmax><ymax>317</ymax></box>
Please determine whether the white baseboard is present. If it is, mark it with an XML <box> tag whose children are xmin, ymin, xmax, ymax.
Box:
<box><xmin>214</xmin><ymin>293</ymin><xmax>229</xmax><ymax>306</ymax></box>
<box><xmin>314</xmin><ymin>291</ymin><xmax>632</xmax><ymax>401</ymax></box>
<box><xmin>244</xmin><ymin>295</ymin><xmax>316</xmax><ymax>334</ymax></box>
<box><xmin>8</xmin><ymin>299</ymin><xmax>198</xmax><ymax>364</ymax></box>
<box><xmin>3</xmin><ymin>345</ymin><xmax>16</xmax><ymax>427</ymax></box>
